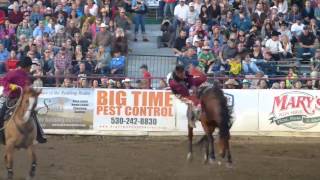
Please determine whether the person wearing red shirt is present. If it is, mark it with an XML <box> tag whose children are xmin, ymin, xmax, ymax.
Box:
<box><xmin>6</xmin><ymin>50</ymin><xmax>19</xmax><ymax>72</ymax></box>
<box><xmin>8</xmin><ymin>5</ymin><xmax>24</xmax><ymax>25</ymax></box>
<box><xmin>140</xmin><ymin>64</ymin><xmax>152</xmax><ymax>89</ymax></box>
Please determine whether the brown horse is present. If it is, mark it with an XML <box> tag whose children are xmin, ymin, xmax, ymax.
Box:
<box><xmin>3</xmin><ymin>87</ymin><xmax>41</xmax><ymax>180</ymax></box>
<box><xmin>186</xmin><ymin>83</ymin><xmax>233</xmax><ymax>167</ymax></box>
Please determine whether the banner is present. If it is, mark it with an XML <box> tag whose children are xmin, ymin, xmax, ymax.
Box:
<box><xmin>175</xmin><ymin>89</ymin><xmax>259</xmax><ymax>132</ymax></box>
<box><xmin>37</xmin><ymin>88</ymin><xmax>94</xmax><ymax>129</ymax></box>
<box><xmin>259</xmin><ymin>90</ymin><xmax>320</xmax><ymax>132</ymax></box>
<box><xmin>93</xmin><ymin>89</ymin><xmax>175</xmax><ymax>131</ymax></box>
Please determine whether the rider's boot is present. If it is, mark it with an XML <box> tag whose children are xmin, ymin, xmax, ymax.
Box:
<box><xmin>33</xmin><ymin>113</ymin><xmax>47</xmax><ymax>144</ymax></box>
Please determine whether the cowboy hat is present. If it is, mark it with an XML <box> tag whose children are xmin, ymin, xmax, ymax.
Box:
<box><xmin>122</xmin><ymin>78</ymin><xmax>131</xmax><ymax>83</ymax></box>
<box><xmin>100</xmin><ymin>23</ymin><xmax>108</xmax><ymax>28</ymax></box>
<box><xmin>225</xmin><ymin>79</ymin><xmax>239</xmax><ymax>86</ymax></box>
<box><xmin>17</xmin><ymin>57</ymin><xmax>37</xmax><ymax>68</ymax></box>
<box><xmin>202</xmin><ymin>46</ymin><xmax>211</xmax><ymax>50</ymax></box>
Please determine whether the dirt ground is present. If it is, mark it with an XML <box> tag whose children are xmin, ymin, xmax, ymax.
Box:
<box><xmin>0</xmin><ymin>135</ymin><xmax>320</xmax><ymax>180</ymax></box>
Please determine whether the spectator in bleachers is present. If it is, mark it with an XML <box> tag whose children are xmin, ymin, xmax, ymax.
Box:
<box><xmin>123</xmin><ymin>78</ymin><xmax>133</xmax><ymax>89</ymax></box>
<box><xmin>241</xmin><ymin>79</ymin><xmax>250</xmax><ymax>89</ymax></box>
<box><xmin>109</xmin><ymin>49</ymin><xmax>125</xmax><ymax>75</ymax></box>
<box><xmin>158</xmin><ymin>79</ymin><xmax>169</xmax><ymax>90</ymax></box>
<box><xmin>186</xmin><ymin>2</ymin><xmax>198</xmax><ymax>28</ymax></box>
<box><xmin>6</xmin><ymin>50</ymin><xmax>19</xmax><ymax>72</ymax></box>
<box><xmin>198</xmin><ymin>45</ymin><xmax>215</xmax><ymax>73</ymax></box>
<box><xmin>177</xmin><ymin>46</ymin><xmax>198</xmax><ymax>69</ymax></box>
<box><xmin>140</xmin><ymin>64</ymin><xmax>152</xmax><ymax>89</ymax></box>
<box><xmin>132</xmin><ymin>0</ymin><xmax>148</xmax><ymax>42</ymax></box>
<box><xmin>265</xmin><ymin>30</ymin><xmax>283</xmax><ymax>61</ymax></box>
<box><xmin>92</xmin><ymin>79</ymin><xmax>99</xmax><ymax>88</ymax></box>
<box><xmin>114</xmin><ymin>8</ymin><xmax>132</xmax><ymax>38</ymax></box>
<box><xmin>8</xmin><ymin>4</ymin><xmax>23</xmax><ymax>25</ymax></box>
<box><xmin>257</xmin><ymin>79</ymin><xmax>269</xmax><ymax>89</ymax></box>
<box><xmin>302</xmin><ymin>0</ymin><xmax>315</xmax><ymax>24</ymax></box>
<box><xmin>173</xmin><ymin>29</ymin><xmax>187</xmax><ymax>55</ymax></box>
<box><xmin>93</xmin><ymin>23</ymin><xmax>112</xmax><ymax>52</ymax></box>
<box><xmin>280</xmin><ymin>34</ymin><xmax>293</xmax><ymax>58</ymax></box>
<box><xmin>65</xmin><ymin>20</ymin><xmax>80</xmax><ymax>38</ymax></box>
<box><xmin>224</xmin><ymin>79</ymin><xmax>239</xmax><ymax>89</ymax></box>
<box><xmin>0</xmin><ymin>43</ymin><xmax>9</xmax><ymax>74</ymax></box>
<box><xmin>53</xmin><ymin>27</ymin><xmax>68</xmax><ymax>47</ymax></box>
<box><xmin>310</xmin><ymin>49</ymin><xmax>320</xmax><ymax>87</ymax></box>
<box><xmin>164</xmin><ymin>0</ymin><xmax>176</xmax><ymax>18</ymax></box>
<box><xmin>285</xmin><ymin>67</ymin><xmax>298</xmax><ymax>88</ymax></box>
<box><xmin>30</xmin><ymin>4</ymin><xmax>44</xmax><ymax>25</ymax></box>
<box><xmin>242</xmin><ymin>54</ymin><xmax>260</xmax><ymax>75</ymax></box>
<box><xmin>16</xmin><ymin>19</ymin><xmax>33</xmax><ymax>40</ymax></box>
<box><xmin>112</xmin><ymin>27</ymin><xmax>128</xmax><ymax>55</ymax></box>
<box><xmin>84</xmin><ymin>0</ymin><xmax>99</xmax><ymax>17</ymax></box>
<box><xmin>174</xmin><ymin>0</ymin><xmax>188</xmax><ymax>28</ymax></box>
<box><xmin>96</xmin><ymin>45</ymin><xmax>112</xmax><ymax>75</ymax></box>
<box><xmin>298</xmin><ymin>26</ymin><xmax>316</xmax><ymax>59</ymax></box>
<box><xmin>54</xmin><ymin>47</ymin><xmax>72</xmax><ymax>86</ymax></box>
<box><xmin>32</xmin><ymin>20</ymin><xmax>53</xmax><ymax>38</ymax></box>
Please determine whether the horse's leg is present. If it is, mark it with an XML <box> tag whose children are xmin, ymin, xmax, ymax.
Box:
<box><xmin>203</xmin><ymin>133</ymin><xmax>209</xmax><ymax>164</ymax></box>
<box><xmin>4</xmin><ymin>142</ymin><xmax>14</xmax><ymax>180</ymax></box>
<box><xmin>207</xmin><ymin>133</ymin><xmax>216</xmax><ymax>165</ymax></box>
<box><xmin>187</xmin><ymin>126</ymin><xmax>193</xmax><ymax>162</ymax></box>
<box><xmin>225</xmin><ymin>142</ymin><xmax>233</xmax><ymax>168</ymax></box>
<box><xmin>27</xmin><ymin>145</ymin><xmax>37</xmax><ymax>179</ymax></box>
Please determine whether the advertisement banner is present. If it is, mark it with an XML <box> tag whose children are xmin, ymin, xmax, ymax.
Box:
<box><xmin>37</xmin><ymin>88</ymin><xmax>94</xmax><ymax>129</ymax></box>
<box><xmin>175</xmin><ymin>89</ymin><xmax>259</xmax><ymax>132</ymax></box>
<box><xmin>259</xmin><ymin>90</ymin><xmax>320</xmax><ymax>132</ymax></box>
<box><xmin>93</xmin><ymin>89</ymin><xmax>175</xmax><ymax>131</ymax></box>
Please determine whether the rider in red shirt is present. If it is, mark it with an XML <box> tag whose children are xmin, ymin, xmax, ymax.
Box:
<box><xmin>0</xmin><ymin>57</ymin><xmax>47</xmax><ymax>144</ymax></box>
<box><xmin>169</xmin><ymin>65</ymin><xmax>207</xmax><ymax>127</ymax></box>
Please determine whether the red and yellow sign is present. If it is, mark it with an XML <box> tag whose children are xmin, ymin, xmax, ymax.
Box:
<box><xmin>94</xmin><ymin>89</ymin><xmax>175</xmax><ymax>131</ymax></box>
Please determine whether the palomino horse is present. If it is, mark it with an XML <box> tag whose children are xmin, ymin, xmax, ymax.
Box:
<box><xmin>185</xmin><ymin>83</ymin><xmax>233</xmax><ymax>167</ymax></box>
<box><xmin>4</xmin><ymin>87</ymin><xmax>41</xmax><ymax>180</ymax></box>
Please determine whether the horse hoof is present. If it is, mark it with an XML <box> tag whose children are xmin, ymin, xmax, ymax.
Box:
<box><xmin>202</xmin><ymin>154</ymin><xmax>208</xmax><ymax>164</ymax></box>
<box><xmin>186</xmin><ymin>152</ymin><xmax>193</xmax><ymax>162</ymax></box>
<box><xmin>217</xmin><ymin>161</ymin><xmax>222</xmax><ymax>166</ymax></box>
<box><xmin>208</xmin><ymin>158</ymin><xmax>216</xmax><ymax>165</ymax></box>
<box><xmin>226</xmin><ymin>162</ymin><xmax>233</xmax><ymax>169</ymax></box>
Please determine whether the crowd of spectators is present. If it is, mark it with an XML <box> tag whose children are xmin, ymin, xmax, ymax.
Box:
<box><xmin>0</xmin><ymin>0</ymin><xmax>151</xmax><ymax>88</ymax></box>
<box><xmin>1</xmin><ymin>0</ymin><xmax>320</xmax><ymax>90</ymax></box>
<box><xmin>159</xmin><ymin>0</ymin><xmax>320</xmax><ymax>89</ymax></box>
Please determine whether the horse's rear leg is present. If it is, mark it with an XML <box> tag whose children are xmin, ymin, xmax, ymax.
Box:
<box><xmin>4</xmin><ymin>142</ymin><xmax>14</xmax><ymax>180</ymax></box>
<box><xmin>27</xmin><ymin>145</ymin><xmax>37</xmax><ymax>179</ymax></box>
<box><xmin>225</xmin><ymin>148</ymin><xmax>233</xmax><ymax>168</ymax></box>
<box><xmin>187</xmin><ymin>126</ymin><xmax>193</xmax><ymax>162</ymax></box>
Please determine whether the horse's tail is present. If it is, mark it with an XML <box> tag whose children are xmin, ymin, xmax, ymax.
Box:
<box><xmin>212</xmin><ymin>85</ymin><xmax>233</xmax><ymax>139</ymax></box>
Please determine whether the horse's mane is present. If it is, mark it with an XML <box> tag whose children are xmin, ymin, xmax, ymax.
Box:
<box><xmin>199</xmin><ymin>82</ymin><xmax>233</xmax><ymax>139</ymax></box>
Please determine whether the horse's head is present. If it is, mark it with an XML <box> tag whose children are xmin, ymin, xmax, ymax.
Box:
<box><xmin>19</xmin><ymin>87</ymin><xmax>42</xmax><ymax>122</ymax></box>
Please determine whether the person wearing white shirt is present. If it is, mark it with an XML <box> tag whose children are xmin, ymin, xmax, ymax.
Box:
<box><xmin>277</xmin><ymin>0</ymin><xmax>288</xmax><ymax>14</ymax></box>
<box><xmin>186</xmin><ymin>3</ymin><xmax>199</xmax><ymax>26</ymax></box>
<box><xmin>84</xmin><ymin>0</ymin><xmax>98</xmax><ymax>16</ymax></box>
<box><xmin>174</xmin><ymin>0</ymin><xmax>189</xmax><ymax>22</ymax></box>
<box><xmin>279</xmin><ymin>22</ymin><xmax>292</xmax><ymax>40</ymax></box>
<box><xmin>291</xmin><ymin>18</ymin><xmax>305</xmax><ymax>37</ymax></box>
<box><xmin>265</xmin><ymin>31</ymin><xmax>283</xmax><ymax>60</ymax></box>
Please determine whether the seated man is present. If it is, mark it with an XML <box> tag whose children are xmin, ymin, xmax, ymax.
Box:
<box><xmin>109</xmin><ymin>49</ymin><xmax>126</xmax><ymax>75</ymax></box>
<box><xmin>177</xmin><ymin>46</ymin><xmax>198</xmax><ymax>69</ymax></box>
<box><xmin>0</xmin><ymin>57</ymin><xmax>47</xmax><ymax>144</ymax></box>
<box><xmin>168</xmin><ymin>65</ymin><xmax>207</xmax><ymax>127</ymax></box>
<box><xmin>298</xmin><ymin>26</ymin><xmax>316</xmax><ymax>59</ymax></box>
